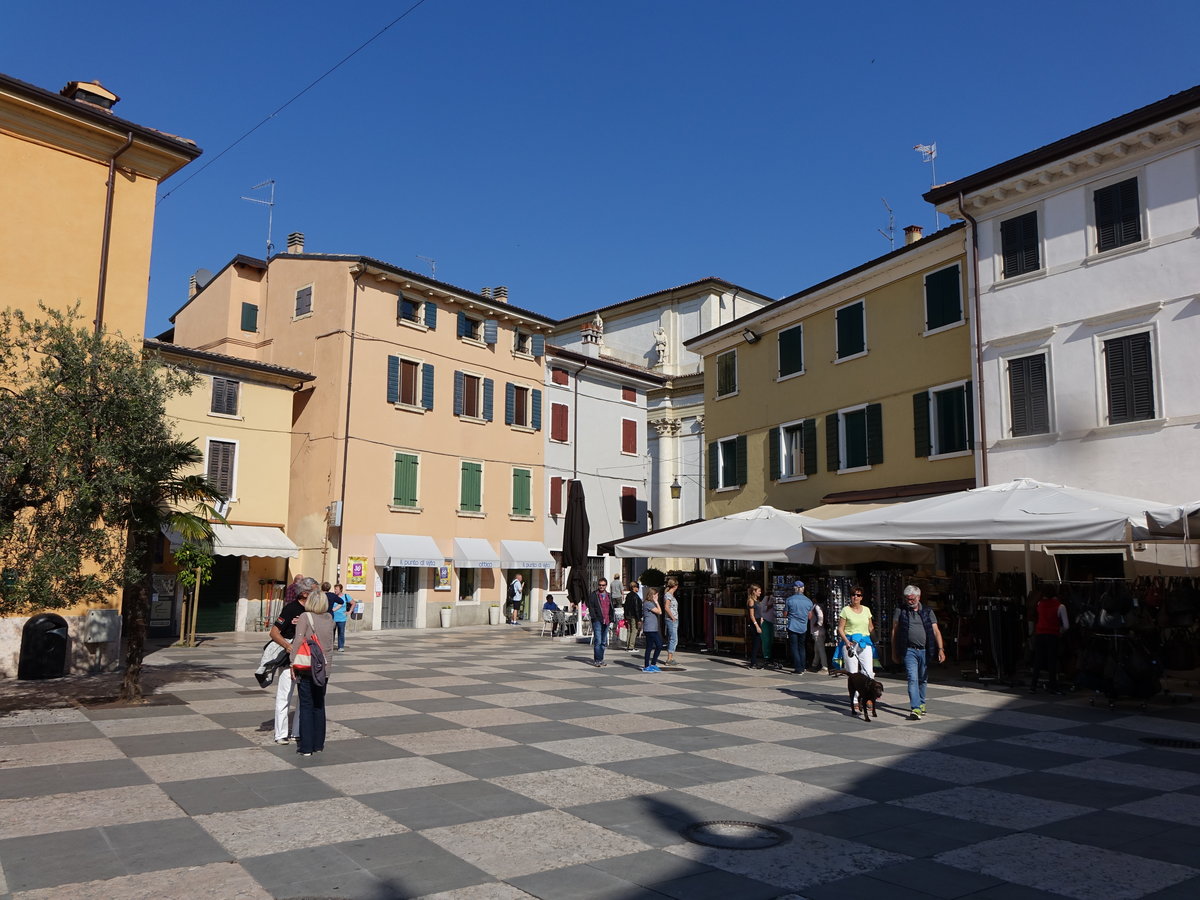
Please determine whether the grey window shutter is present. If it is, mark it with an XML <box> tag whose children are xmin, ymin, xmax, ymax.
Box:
<box><xmin>457</xmin><ymin>312</ymin><xmax>468</xmax><ymax>337</ymax></box>
<box><xmin>768</xmin><ymin>427</ymin><xmax>780</xmax><ymax>480</ymax></box>
<box><xmin>484</xmin><ymin>319</ymin><xmax>498</xmax><ymax>345</ymax></box>
<box><xmin>531</xmin><ymin>389</ymin><xmax>542</xmax><ymax>430</ymax></box>
<box><xmin>504</xmin><ymin>382</ymin><xmax>515</xmax><ymax>424</ymax></box>
<box><xmin>866</xmin><ymin>403</ymin><xmax>884</xmax><ymax>465</ymax></box>
<box><xmin>734</xmin><ymin>435</ymin><xmax>748</xmax><ymax>486</ymax></box>
<box><xmin>387</xmin><ymin>356</ymin><xmax>400</xmax><ymax>405</ymax></box>
<box><xmin>825</xmin><ymin>413</ymin><xmax>840</xmax><ymax>471</ymax></box>
<box><xmin>453</xmin><ymin>370</ymin><xmax>464</xmax><ymax>416</ymax></box>
<box><xmin>531</xmin><ymin>334</ymin><xmax>545</xmax><ymax>357</ymax></box>
<box><xmin>803</xmin><ymin>419</ymin><xmax>818</xmax><ymax>475</ymax></box>
<box><xmin>707</xmin><ymin>442</ymin><xmax>718</xmax><ymax>490</ymax></box>
<box><xmin>483</xmin><ymin>378</ymin><xmax>494</xmax><ymax>421</ymax></box>
<box><xmin>425</xmin><ymin>302</ymin><xmax>437</xmax><ymax>330</ymax></box>
<box><xmin>421</xmin><ymin>363</ymin><xmax>435</xmax><ymax>411</ymax></box>
<box><xmin>964</xmin><ymin>381</ymin><xmax>975</xmax><ymax>449</ymax></box>
<box><xmin>913</xmin><ymin>391</ymin><xmax>931</xmax><ymax>457</ymax></box>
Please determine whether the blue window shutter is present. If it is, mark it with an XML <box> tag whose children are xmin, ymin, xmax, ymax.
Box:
<box><xmin>425</xmin><ymin>302</ymin><xmax>437</xmax><ymax>330</ymax></box>
<box><xmin>531</xmin><ymin>389</ymin><xmax>542</xmax><ymax>431</ymax></box>
<box><xmin>531</xmin><ymin>334</ymin><xmax>545</xmax><ymax>357</ymax></box>
<box><xmin>399</xmin><ymin>296</ymin><xmax>415</xmax><ymax>322</ymax></box>
<box><xmin>453</xmin><ymin>371</ymin><xmax>464</xmax><ymax>416</ymax></box>
<box><xmin>387</xmin><ymin>355</ymin><xmax>400</xmax><ymax>405</ymax></box>
<box><xmin>421</xmin><ymin>364</ymin><xmax>435</xmax><ymax>411</ymax></box>
<box><xmin>457</xmin><ymin>312</ymin><xmax>468</xmax><ymax>338</ymax></box>
<box><xmin>505</xmin><ymin>382</ymin><xmax>516</xmax><ymax>425</ymax></box>
<box><xmin>484</xmin><ymin>319</ymin><xmax>498</xmax><ymax>345</ymax></box>
<box><xmin>483</xmin><ymin>378</ymin><xmax>494</xmax><ymax>421</ymax></box>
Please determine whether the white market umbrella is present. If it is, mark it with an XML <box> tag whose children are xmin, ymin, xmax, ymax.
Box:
<box><xmin>612</xmin><ymin>505</ymin><xmax>931</xmax><ymax>566</ymax></box>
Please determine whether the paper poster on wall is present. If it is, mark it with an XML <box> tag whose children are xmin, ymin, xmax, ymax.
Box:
<box><xmin>435</xmin><ymin>564</ymin><xmax>452</xmax><ymax>591</ymax></box>
<box><xmin>346</xmin><ymin>556</ymin><xmax>368</xmax><ymax>590</ymax></box>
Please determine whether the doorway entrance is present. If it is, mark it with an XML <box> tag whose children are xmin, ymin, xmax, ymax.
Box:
<box><xmin>196</xmin><ymin>555</ymin><xmax>240</xmax><ymax>633</ymax></box>
<box><xmin>381</xmin><ymin>566</ymin><xmax>420</xmax><ymax>628</ymax></box>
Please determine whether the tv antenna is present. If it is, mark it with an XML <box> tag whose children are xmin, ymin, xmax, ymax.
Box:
<box><xmin>913</xmin><ymin>143</ymin><xmax>941</xmax><ymax>230</ymax></box>
<box><xmin>877</xmin><ymin>197</ymin><xmax>895</xmax><ymax>250</ymax></box>
<box><xmin>416</xmin><ymin>255</ymin><xmax>437</xmax><ymax>278</ymax></box>
<box><xmin>241</xmin><ymin>180</ymin><xmax>276</xmax><ymax>258</ymax></box>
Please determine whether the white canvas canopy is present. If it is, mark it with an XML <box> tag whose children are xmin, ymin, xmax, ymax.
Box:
<box><xmin>611</xmin><ymin>505</ymin><xmax>932</xmax><ymax>566</ymax></box>
<box><xmin>1145</xmin><ymin>502</ymin><xmax>1200</xmax><ymax>538</ymax></box>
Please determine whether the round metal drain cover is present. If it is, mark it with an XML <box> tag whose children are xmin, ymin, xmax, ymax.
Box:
<box><xmin>681</xmin><ymin>820</ymin><xmax>790</xmax><ymax>850</ymax></box>
<box><xmin>1140</xmin><ymin>737</ymin><xmax>1200</xmax><ymax>750</ymax></box>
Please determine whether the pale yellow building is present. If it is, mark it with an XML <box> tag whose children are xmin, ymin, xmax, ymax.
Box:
<box><xmin>0</xmin><ymin>73</ymin><xmax>199</xmax><ymax>677</ymax></box>
<box><xmin>688</xmin><ymin>224</ymin><xmax>974</xmax><ymax>526</ymax></box>
<box><xmin>171</xmin><ymin>236</ymin><xmax>556</xmax><ymax>628</ymax></box>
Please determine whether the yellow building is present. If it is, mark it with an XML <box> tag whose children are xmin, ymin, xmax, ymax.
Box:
<box><xmin>170</xmin><ymin>235</ymin><xmax>556</xmax><ymax>628</ymax></box>
<box><xmin>0</xmin><ymin>73</ymin><xmax>199</xmax><ymax>677</ymax></box>
<box><xmin>688</xmin><ymin>224</ymin><xmax>974</xmax><ymax>523</ymax></box>
<box><xmin>149</xmin><ymin>341</ymin><xmax>312</xmax><ymax>636</ymax></box>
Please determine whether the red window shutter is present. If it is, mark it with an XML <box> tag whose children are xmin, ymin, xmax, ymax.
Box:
<box><xmin>620</xmin><ymin>487</ymin><xmax>636</xmax><ymax>522</ymax></box>
<box><xmin>621</xmin><ymin>419</ymin><xmax>636</xmax><ymax>453</ymax></box>
<box><xmin>550</xmin><ymin>477</ymin><xmax>564</xmax><ymax>516</ymax></box>
<box><xmin>551</xmin><ymin>367</ymin><xmax>569</xmax><ymax>385</ymax></box>
<box><xmin>551</xmin><ymin>403</ymin><xmax>569</xmax><ymax>442</ymax></box>
<box><xmin>622</xmin><ymin>386</ymin><xmax>636</xmax><ymax>402</ymax></box>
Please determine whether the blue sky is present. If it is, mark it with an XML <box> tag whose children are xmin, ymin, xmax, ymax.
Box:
<box><xmin>6</xmin><ymin>1</ymin><xmax>1199</xmax><ymax>334</ymax></box>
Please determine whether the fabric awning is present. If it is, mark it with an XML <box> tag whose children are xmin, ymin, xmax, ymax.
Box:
<box><xmin>453</xmin><ymin>537</ymin><xmax>501</xmax><ymax>569</ymax></box>
<box><xmin>500</xmin><ymin>540</ymin><xmax>556</xmax><ymax>569</ymax></box>
<box><xmin>210</xmin><ymin>524</ymin><xmax>299</xmax><ymax>558</ymax></box>
<box><xmin>374</xmin><ymin>534</ymin><xmax>445</xmax><ymax>567</ymax></box>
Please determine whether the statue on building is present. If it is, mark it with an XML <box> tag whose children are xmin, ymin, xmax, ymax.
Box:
<box><xmin>654</xmin><ymin>325</ymin><xmax>668</xmax><ymax>367</ymax></box>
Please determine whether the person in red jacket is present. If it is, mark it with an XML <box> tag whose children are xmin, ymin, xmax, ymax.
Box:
<box><xmin>1030</xmin><ymin>592</ymin><xmax>1069</xmax><ymax>694</ymax></box>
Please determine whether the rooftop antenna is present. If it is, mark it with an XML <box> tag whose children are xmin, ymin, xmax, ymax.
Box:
<box><xmin>416</xmin><ymin>254</ymin><xmax>437</xmax><ymax>278</ymax></box>
<box><xmin>913</xmin><ymin>143</ymin><xmax>941</xmax><ymax>230</ymax></box>
<box><xmin>241</xmin><ymin>180</ymin><xmax>276</xmax><ymax>258</ymax></box>
<box><xmin>877</xmin><ymin>197</ymin><xmax>895</xmax><ymax>250</ymax></box>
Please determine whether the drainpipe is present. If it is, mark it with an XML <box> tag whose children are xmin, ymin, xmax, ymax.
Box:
<box><xmin>95</xmin><ymin>132</ymin><xmax>135</xmax><ymax>334</ymax></box>
<box><xmin>571</xmin><ymin>359</ymin><xmax>589</xmax><ymax>479</ymax></box>
<box><xmin>335</xmin><ymin>264</ymin><xmax>368</xmax><ymax>581</ymax></box>
<box><xmin>957</xmin><ymin>192</ymin><xmax>989</xmax><ymax>487</ymax></box>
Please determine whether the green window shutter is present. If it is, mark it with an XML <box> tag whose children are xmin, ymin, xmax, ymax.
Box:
<box><xmin>483</xmin><ymin>378</ymin><xmax>494</xmax><ymax>421</ymax></box>
<box><xmin>513</xmin><ymin>468</ymin><xmax>531</xmax><ymax>516</ymax></box>
<box><xmin>716</xmin><ymin>351</ymin><xmax>737</xmax><ymax>395</ymax></box>
<box><xmin>924</xmin><ymin>265</ymin><xmax>962</xmax><ymax>331</ymax></box>
<box><xmin>387</xmin><ymin>356</ymin><xmax>400</xmax><ymax>405</ymax></box>
<box><xmin>421</xmin><ymin>363</ymin><xmax>435</xmax><ymax>411</ymax></box>
<box><xmin>707</xmin><ymin>441</ymin><xmax>718</xmax><ymax>490</ymax></box>
<box><xmin>778</xmin><ymin>326</ymin><xmax>803</xmax><ymax>377</ymax></box>
<box><xmin>825</xmin><ymin>413</ymin><xmax>840</xmax><ymax>471</ymax></box>
<box><xmin>735</xmin><ymin>434</ymin><xmax>747</xmax><ymax>486</ymax></box>
<box><xmin>803</xmin><ymin>419</ymin><xmax>818</xmax><ymax>475</ymax></box>
<box><xmin>768</xmin><ymin>427</ymin><xmax>781</xmax><ymax>480</ymax></box>
<box><xmin>240</xmin><ymin>302</ymin><xmax>258</xmax><ymax>333</ymax></box>
<box><xmin>393</xmin><ymin>454</ymin><xmax>418</xmax><ymax>507</ymax></box>
<box><xmin>913</xmin><ymin>391</ymin><xmax>931</xmax><ymax>457</ymax></box>
<box><xmin>836</xmin><ymin>302</ymin><xmax>864</xmax><ymax>358</ymax></box>
<box><xmin>461</xmin><ymin>461</ymin><xmax>482</xmax><ymax>512</ymax></box>
<box><xmin>866</xmin><ymin>403</ymin><xmax>884</xmax><ymax>465</ymax></box>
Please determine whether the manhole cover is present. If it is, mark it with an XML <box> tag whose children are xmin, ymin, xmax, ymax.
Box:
<box><xmin>680</xmin><ymin>821</ymin><xmax>790</xmax><ymax>850</ymax></box>
<box><xmin>1140</xmin><ymin>737</ymin><xmax>1200</xmax><ymax>749</ymax></box>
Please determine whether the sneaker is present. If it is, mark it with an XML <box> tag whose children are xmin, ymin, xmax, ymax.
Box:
<box><xmin>274</xmin><ymin>737</ymin><xmax>292</xmax><ymax>745</ymax></box>
<box><xmin>299</xmin><ymin>752</ymin><xmax>313</xmax><ymax>757</ymax></box>
<box><xmin>643</xmin><ymin>666</ymin><xmax>659</xmax><ymax>673</ymax></box>
<box><xmin>336</xmin><ymin>648</ymin><xmax>345</xmax><ymax>653</ymax></box>
<box><xmin>917</xmin><ymin>704</ymin><xmax>926</xmax><ymax>715</ymax></box>
<box><xmin>906</xmin><ymin>712</ymin><xmax>922</xmax><ymax>721</ymax></box>
<box><xmin>910</xmin><ymin>708</ymin><xmax>923</xmax><ymax>719</ymax></box>
<box><xmin>599</xmin><ymin>661</ymin><xmax>608</xmax><ymax>667</ymax></box>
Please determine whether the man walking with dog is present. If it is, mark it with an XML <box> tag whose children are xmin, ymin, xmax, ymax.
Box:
<box><xmin>891</xmin><ymin>584</ymin><xmax>946</xmax><ymax>720</ymax></box>
<box><xmin>785</xmin><ymin>580</ymin><xmax>815</xmax><ymax>675</ymax></box>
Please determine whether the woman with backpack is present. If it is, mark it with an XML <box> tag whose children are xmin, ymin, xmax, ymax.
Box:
<box><xmin>290</xmin><ymin>588</ymin><xmax>335</xmax><ymax>756</ymax></box>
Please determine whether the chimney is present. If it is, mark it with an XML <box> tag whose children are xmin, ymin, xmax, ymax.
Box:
<box><xmin>188</xmin><ymin>274</ymin><xmax>198</xmax><ymax>299</ymax></box>
<box><xmin>904</xmin><ymin>225</ymin><xmax>923</xmax><ymax>245</ymax></box>
<box><xmin>61</xmin><ymin>80</ymin><xmax>119</xmax><ymax>112</ymax></box>
<box><xmin>480</xmin><ymin>287</ymin><xmax>493</xmax><ymax>299</ymax></box>
<box><xmin>286</xmin><ymin>232</ymin><xmax>305</xmax><ymax>254</ymax></box>
<box><xmin>494</xmin><ymin>285</ymin><xmax>508</xmax><ymax>304</ymax></box>
<box><xmin>579</xmin><ymin>312</ymin><xmax>604</xmax><ymax>357</ymax></box>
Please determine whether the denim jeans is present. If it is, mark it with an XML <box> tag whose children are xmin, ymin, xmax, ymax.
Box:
<box><xmin>295</xmin><ymin>673</ymin><xmax>326</xmax><ymax>753</ymax></box>
<box><xmin>334</xmin><ymin>620</ymin><xmax>346</xmax><ymax>650</ymax></box>
<box><xmin>788</xmin><ymin>630</ymin><xmax>808</xmax><ymax>673</ymax></box>
<box><xmin>665</xmin><ymin>618</ymin><xmax>678</xmax><ymax>654</ymax></box>
<box><xmin>644</xmin><ymin>630</ymin><xmax>663</xmax><ymax>668</ymax></box>
<box><xmin>592</xmin><ymin>623</ymin><xmax>609</xmax><ymax>662</ymax></box>
<box><xmin>904</xmin><ymin>646</ymin><xmax>928</xmax><ymax>710</ymax></box>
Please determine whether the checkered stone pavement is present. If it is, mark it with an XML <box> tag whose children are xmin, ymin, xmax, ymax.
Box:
<box><xmin>2</xmin><ymin>626</ymin><xmax>1200</xmax><ymax>899</ymax></box>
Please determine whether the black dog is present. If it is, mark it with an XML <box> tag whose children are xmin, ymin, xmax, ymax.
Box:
<box><xmin>846</xmin><ymin>672</ymin><xmax>883</xmax><ymax>721</ymax></box>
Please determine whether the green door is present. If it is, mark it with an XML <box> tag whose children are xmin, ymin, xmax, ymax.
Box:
<box><xmin>196</xmin><ymin>556</ymin><xmax>240</xmax><ymax>633</ymax></box>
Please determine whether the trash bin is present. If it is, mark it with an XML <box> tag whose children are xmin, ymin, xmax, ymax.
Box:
<box><xmin>18</xmin><ymin>613</ymin><xmax>69</xmax><ymax>680</ymax></box>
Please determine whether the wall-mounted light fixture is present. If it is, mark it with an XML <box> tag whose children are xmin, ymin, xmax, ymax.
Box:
<box><xmin>670</xmin><ymin>476</ymin><xmax>682</xmax><ymax>500</ymax></box>
<box><xmin>742</xmin><ymin>328</ymin><xmax>759</xmax><ymax>344</ymax></box>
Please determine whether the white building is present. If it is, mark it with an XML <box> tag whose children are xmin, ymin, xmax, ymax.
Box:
<box><xmin>926</xmin><ymin>85</ymin><xmax>1200</xmax><ymax>572</ymax></box>
<box><xmin>551</xmin><ymin>278</ymin><xmax>773</xmax><ymax>570</ymax></box>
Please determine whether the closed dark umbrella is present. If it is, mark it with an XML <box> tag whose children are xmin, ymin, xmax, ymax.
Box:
<box><xmin>562</xmin><ymin>479</ymin><xmax>590</xmax><ymax>610</ymax></box>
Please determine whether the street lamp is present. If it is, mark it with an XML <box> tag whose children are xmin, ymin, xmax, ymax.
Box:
<box><xmin>670</xmin><ymin>476</ymin><xmax>682</xmax><ymax>500</ymax></box>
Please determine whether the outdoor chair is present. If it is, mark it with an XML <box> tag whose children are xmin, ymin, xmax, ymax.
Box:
<box><xmin>540</xmin><ymin>609</ymin><xmax>556</xmax><ymax>636</ymax></box>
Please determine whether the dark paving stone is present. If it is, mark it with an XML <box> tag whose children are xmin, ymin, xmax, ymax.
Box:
<box><xmin>651</xmin><ymin>706</ymin><xmax>750</xmax><ymax>727</ymax></box>
<box><xmin>586</xmin><ymin>849</ymin><xmax>714</xmax><ymax>886</ymax></box>
<box><xmin>983</xmin><ymin>771</ymin><xmax>1160</xmax><ymax>808</ymax></box>
<box><xmin>201</xmin><ymin>710</ymin><xmax>276</xmax><ymax>729</ymax></box>
<box><xmin>599</xmin><ymin>753</ymin><xmax>760</xmax><ymax>789</ymax></box>
<box><xmin>396</xmin><ymin>697</ymin><xmax>496</xmax><ymax>713</ymax></box>
<box><xmin>281</xmin><ymin>736</ymin><xmax>408</xmax><ymax>764</ymax></box>
<box><xmin>337</xmin><ymin>832</ymin><xmax>492</xmax><ymax>894</ymax></box>
<box><xmin>621</xmin><ymin>727</ymin><xmax>757</xmax><ymax>753</ymax></box>
<box><xmin>482</xmin><ymin>721</ymin><xmax>606</xmax><ymax>743</ymax></box>
<box><xmin>360</xmin><ymin>781</ymin><xmax>548</xmax><ymax>828</ymax></box>
<box><xmin>1113</xmin><ymin>748</ymin><xmax>1200</xmax><ymax>772</ymax></box>
<box><xmin>0</xmin><ymin>826</ymin><xmax>126</xmax><ymax>891</ymax></box>
<box><xmin>1145</xmin><ymin>874</ymin><xmax>1200</xmax><ymax>899</ymax></box>
<box><xmin>915</xmin><ymin>720</ymin><xmax>1032</xmax><ymax>741</ymax></box>
<box><xmin>1121</xmin><ymin>832</ymin><xmax>1200</xmax><ymax>867</ymax></box>
<box><xmin>341</xmin><ymin>714</ymin><xmax>459</xmax><ymax>737</ymax></box>
<box><xmin>506</xmin><ymin>701</ymin><xmax>613</xmax><ymax>721</ymax></box>
<box><xmin>0</xmin><ymin>758</ymin><xmax>150</xmax><ymax>799</ymax></box>
<box><xmin>431</xmin><ymin>744</ymin><xmax>579</xmax><ymax>778</ymax></box>
<box><xmin>434</xmin><ymin>682</ymin><xmax>522</xmax><ymax>697</ymax></box>
<box><xmin>869</xmin><ymin>859</ymin><xmax>1003</xmax><ymax>897</ymax></box>
<box><xmin>103</xmin><ymin>816</ymin><xmax>231</xmax><ymax>873</ymax></box>
<box><xmin>805</xmin><ymin>873</ymin><xmax>936</xmax><ymax>900</ymax></box>
<box><xmin>800</xmin><ymin>803</ymin><xmax>932</xmax><ymax>838</ymax></box>
<box><xmin>81</xmin><ymin>703</ymin><xmax>200</xmax><ymax>721</ymax></box>
<box><xmin>963</xmin><ymin>883</ymin><xmax>1064</xmax><ymax>899</ymax></box>
<box><xmin>110</xmin><ymin>729</ymin><xmax>254</xmax><ymax>757</ymax></box>
<box><xmin>786</xmin><ymin>765</ymin><xmax>952</xmax><ymax>803</ymax></box>
<box><xmin>163</xmin><ymin>769</ymin><xmax>343</xmax><ymax>815</ymax></box>
<box><xmin>512</xmin><ymin>862</ymin><xmax>673</xmax><ymax>900</ymax></box>
<box><xmin>782</xmin><ymin>734</ymin><xmax>900</xmax><ymax>760</ymax></box>
<box><xmin>651</xmin><ymin>867</ymin><xmax>784</xmax><ymax>900</ymax></box>
<box><xmin>937</xmin><ymin>741</ymin><xmax>1079</xmax><ymax>770</ymax></box>
<box><xmin>0</xmin><ymin>722</ymin><xmax>107</xmax><ymax>744</ymax></box>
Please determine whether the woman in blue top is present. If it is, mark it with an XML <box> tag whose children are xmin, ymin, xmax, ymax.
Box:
<box><xmin>330</xmin><ymin>582</ymin><xmax>353</xmax><ymax>652</ymax></box>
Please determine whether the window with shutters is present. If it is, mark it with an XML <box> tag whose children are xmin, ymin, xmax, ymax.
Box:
<box><xmin>397</xmin><ymin>295</ymin><xmax>436</xmax><ymax>329</ymax></box>
<box><xmin>771</xmin><ymin>418</ymin><xmax>815</xmax><ymax>480</ymax></box>
<box><xmin>709</xmin><ymin>435</ymin><xmax>747</xmax><ymax>490</ymax></box>
<box><xmin>549</xmin><ymin>476</ymin><xmax>565</xmax><ymax>516</ymax></box>
<box><xmin>513</xmin><ymin>330</ymin><xmax>532</xmax><ymax>356</ymax></box>
<box><xmin>389</xmin><ymin>356</ymin><xmax>434</xmax><ymax>411</ymax></box>
<box><xmin>210</xmin><ymin>376</ymin><xmax>239</xmax><ymax>417</ymax></box>
<box><xmin>206</xmin><ymin>439</ymin><xmax>237</xmax><ymax>499</ymax></box>
<box><xmin>620</xmin><ymin>486</ymin><xmax>637</xmax><ymax>523</ymax></box>
<box><xmin>835</xmin><ymin>300</ymin><xmax>866</xmax><ymax>361</ymax></box>
<box><xmin>551</xmin><ymin>367</ymin><xmax>569</xmax><ymax>385</ymax></box>
<box><xmin>294</xmin><ymin>285</ymin><xmax>313</xmax><ymax>318</ymax></box>
<box><xmin>778</xmin><ymin>324</ymin><xmax>804</xmax><ymax>379</ymax></box>
<box><xmin>459</xmin><ymin>460</ymin><xmax>483</xmax><ymax>513</ymax></box>
<box><xmin>458</xmin><ymin>313</ymin><xmax>483</xmax><ymax>342</ymax></box>
<box><xmin>917</xmin><ymin>381</ymin><xmax>973</xmax><ymax>457</ymax></box>
<box><xmin>392</xmin><ymin>452</ymin><xmax>419</xmax><ymax>509</ymax></box>
<box><xmin>715</xmin><ymin>350</ymin><xmax>738</xmax><ymax>397</ymax></box>
<box><xmin>240</xmin><ymin>302</ymin><xmax>258</xmax><ymax>333</ymax></box>
<box><xmin>550</xmin><ymin>402</ymin><xmax>569</xmax><ymax>442</ymax></box>
<box><xmin>924</xmin><ymin>264</ymin><xmax>963</xmax><ymax>333</ymax></box>
<box><xmin>397</xmin><ymin>358</ymin><xmax>419</xmax><ymax>407</ymax></box>
<box><xmin>510</xmin><ymin>385</ymin><xmax>530</xmax><ymax>427</ymax></box>
<box><xmin>621</xmin><ymin>386</ymin><xmax>636</xmax><ymax>403</ymax></box>
<box><xmin>1000</xmin><ymin>211</ymin><xmax>1040</xmax><ymax>278</ymax></box>
<box><xmin>511</xmin><ymin>467</ymin><xmax>532</xmax><ymax>517</ymax></box>
<box><xmin>1007</xmin><ymin>353</ymin><xmax>1050</xmax><ymax>437</ymax></box>
<box><xmin>621</xmin><ymin>418</ymin><xmax>637</xmax><ymax>455</ymax></box>
<box><xmin>828</xmin><ymin>404</ymin><xmax>883</xmax><ymax>472</ymax></box>
<box><xmin>457</xmin><ymin>373</ymin><xmax>484</xmax><ymax>419</ymax></box>
<box><xmin>1103</xmin><ymin>331</ymin><xmax>1155</xmax><ymax>424</ymax></box>
<box><xmin>1093</xmin><ymin>177</ymin><xmax>1142</xmax><ymax>253</ymax></box>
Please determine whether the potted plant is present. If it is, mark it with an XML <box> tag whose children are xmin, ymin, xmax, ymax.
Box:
<box><xmin>439</xmin><ymin>605</ymin><xmax>453</xmax><ymax>628</ymax></box>
<box><xmin>488</xmin><ymin>603</ymin><xmax>501</xmax><ymax>625</ymax></box>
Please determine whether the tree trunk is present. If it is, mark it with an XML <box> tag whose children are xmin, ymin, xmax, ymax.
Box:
<box><xmin>118</xmin><ymin>539</ymin><xmax>153</xmax><ymax>703</ymax></box>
